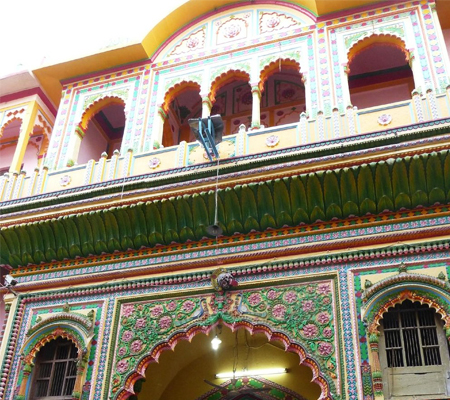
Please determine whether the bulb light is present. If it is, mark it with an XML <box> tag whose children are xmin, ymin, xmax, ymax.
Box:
<box><xmin>215</xmin><ymin>368</ymin><xmax>287</xmax><ymax>379</ymax></box>
<box><xmin>211</xmin><ymin>335</ymin><xmax>222</xmax><ymax>350</ymax></box>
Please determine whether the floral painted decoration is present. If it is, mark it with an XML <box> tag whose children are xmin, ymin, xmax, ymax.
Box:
<box><xmin>60</xmin><ymin>175</ymin><xmax>71</xmax><ymax>186</ymax></box>
<box><xmin>377</xmin><ymin>113</ymin><xmax>392</xmax><ymax>126</ymax></box>
<box><xmin>266</xmin><ymin>134</ymin><xmax>280</xmax><ymax>147</ymax></box>
<box><xmin>148</xmin><ymin>157</ymin><xmax>161</xmax><ymax>169</ymax></box>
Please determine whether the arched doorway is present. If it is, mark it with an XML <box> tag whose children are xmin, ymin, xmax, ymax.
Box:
<box><xmin>140</xmin><ymin>327</ymin><xmax>321</xmax><ymax>400</ymax></box>
<box><xmin>162</xmin><ymin>81</ymin><xmax>202</xmax><ymax>148</ymax></box>
<box><xmin>347</xmin><ymin>36</ymin><xmax>414</xmax><ymax>110</ymax></box>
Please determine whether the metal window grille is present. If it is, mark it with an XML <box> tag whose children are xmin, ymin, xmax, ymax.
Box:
<box><xmin>382</xmin><ymin>300</ymin><xmax>442</xmax><ymax>368</ymax></box>
<box><xmin>32</xmin><ymin>338</ymin><xmax>78</xmax><ymax>399</ymax></box>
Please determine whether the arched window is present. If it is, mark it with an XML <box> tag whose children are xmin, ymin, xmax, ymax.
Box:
<box><xmin>379</xmin><ymin>300</ymin><xmax>450</xmax><ymax>399</ymax></box>
<box><xmin>30</xmin><ymin>338</ymin><xmax>78</xmax><ymax>399</ymax></box>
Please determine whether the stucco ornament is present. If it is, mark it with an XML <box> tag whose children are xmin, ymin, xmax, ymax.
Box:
<box><xmin>377</xmin><ymin>113</ymin><xmax>392</xmax><ymax>126</ymax></box>
<box><xmin>60</xmin><ymin>175</ymin><xmax>71</xmax><ymax>186</ymax></box>
<box><xmin>266</xmin><ymin>134</ymin><xmax>280</xmax><ymax>147</ymax></box>
<box><xmin>148</xmin><ymin>157</ymin><xmax>161</xmax><ymax>169</ymax></box>
<box><xmin>211</xmin><ymin>268</ymin><xmax>238</xmax><ymax>291</ymax></box>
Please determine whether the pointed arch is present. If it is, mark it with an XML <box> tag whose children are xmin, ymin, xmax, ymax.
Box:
<box><xmin>79</xmin><ymin>95</ymin><xmax>126</xmax><ymax>131</ymax></box>
<box><xmin>162</xmin><ymin>80</ymin><xmax>201</xmax><ymax>113</ymax></box>
<box><xmin>0</xmin><ymin>116</ymin><xmax>22</xmax><ymax>138</ymax></box>
<box><xmin>209</xmin><ymin>68</ymin><xmax>251</xmax><ymax>102</ymax></box>
<box><xmin>259</xmin><ymin>57</ymin><xmax>302</xmax><ymax>92</ymax></box>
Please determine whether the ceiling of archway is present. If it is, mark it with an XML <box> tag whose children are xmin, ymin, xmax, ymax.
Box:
<box><xmin>140</xmin><ymin>327</ymin><xmax>321</xmax><ymax>400</ymax></box>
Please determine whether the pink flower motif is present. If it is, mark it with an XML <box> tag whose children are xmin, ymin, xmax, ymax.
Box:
<box><xmin>322</xmin><ymin>297</ymin><xmax>331</xmax><ymax>305</ymax></box>
<box><xmin>318</xmin><ymin>342</ymin><xmax>333</xmax><ymax>356</ymax></box>
<box><xmin>135</xmin><ymin>318</ymin><xmax>146</xmax><ymax>329</ymax></box>
<box><xmin>248</xmin><ymin>293</ymin><xmax>262</xmax><ymax>306</ymax></box>
<box><xmin>116</xmin><ymin>359</ymin><xmax>129</xmax><ymax>374</ymax></box>
<box><xmin>317</xmin><ymin>312</ymin><xmax>330</xmax><ymax>325</ymax></box>
<box><xmin>317</xmin><ymin>283</ymin><xmax>331</xmax><ymax>295</ymax></box>
<box><xmin>167</xmin><ymin>301</ymin><xmax>177</xmax><ymax>311</ymax></box>
<box><xmin>302</xmin><ymin>300</ymin><xmax>315</xmax><ymax>313</ymax></box>
<box><xmin>283</xmin><ymin>291</ymin><xmax>297</xmax><ymax>304</ymax></box>
<box><xmin>151</xmin><ymin>305</ymin><xmax>164</xmax><ymax>318</ymax></box>
<box><xmin>322</xmin><ymin>327</ymin><xmax>333</xmax><ymax>338</ymax></box>
<box><xmin>122</xmin><ymin>330</ymin><xmax>133</xmax><ymax>342</ymax></box>
<box><xmin>130</xmin><ymin>340</ymin><xmax>143</xmax><ymax>353</ymax></box>
<box><xmin>118</xmin><ymin>347</ymin><xmax>127</xmax><ymax>357</ymax></box>
<box><xmin>122</xmin><ymin>305</ymin><xmax>134</xmax><ymax>317</ymax></box>
<box><xmin>272</xmin><ymin>304</ymin><xmax>287</xmax><ymax>319</ymax></box>
<box><xmin>307</xmin><ymin>286</ymin><xmax>316</xmax><ymax>293</ymax></box>
<box><xmin>267</xmin><ymin>290</ymin><xmax>278</xmax><ymax>300</ymax></box>
<box><xmin>182</xmin><ymin>300</ymin><xmax>196</xmax><ymax>313</ymax></box>
<box><xmin>302</xmin><ymin>324</ymin><xmax>318</xmax><ymax>338</ymax></box>
<box><xmin>158</xmin><ymin>316</ymin><xmax>172</xmax><ymax>330</ymax></box>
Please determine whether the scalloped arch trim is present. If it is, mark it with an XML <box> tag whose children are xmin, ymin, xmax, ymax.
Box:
<box><xmin>114</xmin><ymin>321</ymin><xmax>334</xmax><ymax>400</ymax></box>
<box><xmin>80</xmin><ymin>96</ymin><xmax>126</xmax><ymax>130</ymax></box>
<box><xmin>259</xmin><ymin>58</ymin><xmax>302</xmax><ymax>91</ymax></box>
<box><xmin>0</xmin><ymin>116</ymin><xmax>23</xmax><ymax>138</ymax></box>
<box><xmin>162</xmin><ymin>80</ymin><xmax>201</xmax><ymax>113</ymax></box>
<box><xmin>26</xmin><ymin>312</ymin><xmax>94</xmax><ymax>337</ymax></box>
<box><xmin>347</xmin><ymin>33</ymin><xmax>409</xmax><ymax>69</ymax></box>
<box><xmin>209</xmin><ymin>69</ymin><xmax>251</xmax><ymax>102</ymax></box>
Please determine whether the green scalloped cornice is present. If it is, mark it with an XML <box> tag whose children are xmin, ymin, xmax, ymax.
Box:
<box><xmin>1</xmin><ymin>149</ymin><xmax>449</xmax><ymax>269</ymax></box>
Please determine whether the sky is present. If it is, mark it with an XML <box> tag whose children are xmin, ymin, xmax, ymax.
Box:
<box><xmin>0</xmin><ymin>0</ymin><xmax>185</xmax><ymax>76</ymax></box>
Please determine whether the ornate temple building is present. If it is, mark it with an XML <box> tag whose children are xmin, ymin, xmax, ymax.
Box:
<box><xmin>1</xmin><ymin>1</ymin><xmax>450</xmax><ymax>399</ymax></box>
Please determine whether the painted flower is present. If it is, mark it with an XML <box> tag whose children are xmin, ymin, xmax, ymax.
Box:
<box><xmin>151</xmin><ymin>305</ymin><xmax>164</xmax><ymax>318</ymax></box>
<box><xmin>322</xmin><ymin>327</ymin><xmax>333</xmax><ymax>338</ymax></box>
<box><xmin>302</xmin><ymin>323</ymin><xmax>318</xmax><ymax>338</ymax></box>
<box><xmin>116</xmin><ymin>359</ymin><xmax>129</xmax><ymax>374</ymax></box>
<box><xmin>283</xmin><ymin>291</ymin><xmax>297</xmax><ymax>304</ymax></box>
<box><xmin>318</xmin><ymin>342</ymin><xmax>333</xmax><ymax>356</ymax></box>
<box><xmin>182</xmin><ymin>300</ymin><xmax>196</xmax><ymax>313</ymax></box>
<box><xmin>302</xmin><ymin>300</ymin><xmax>315</xmax><ymax>313</ymax></box>
<box><xmin>158</xmin><ymin>316</ymin><xmax>172</xmax><ymax>330</ymax></box>
<box><xmin>167</xmin><ymin>301</ymin><xmax>177</xmax><ymax>311</ymax></box>
<box><xmin>135</xmin><ymin>318</ymin><xmax>146</xmax><ymax>329</ymax></box>
<box><xmin>122</xmin><ymin>305</ymin><xmax>134</xmax><ymax>317</ymax></box>
<box><xmin>130</xmin><ymin>339</ymin><xmax>143</xmax><ymax>353</ymax></box>
<box><xmin>267</xmin><ymin>290</ymin><xmax>278</xmax><ymax>300</ymax></box>
<box><xmin>60</xmin><ymin>175</ymin><xmax>71</xmax><ymax>187</ymax></box>
<box><xmin>248</xmin><ymin>293</ymin><xmax>262</xmax><ymax>306</ymax></box>
<box><xmin>377</xmin><ymin>113</ymin><xmax>392</xmax><ymax>126</ymax></box>
<box><xmin>307</xmin><ymin>286</ymin><xmax>316</xmax><ymax>293</ymax></box>
<box><xmin>121</xmin><ymin>330</ymin><xmax>133</xmax><ymax>342</ymax></box>
<box><xmin>272</xmin><ymin>304</ymin><xmax>287</xmax><ymax>319</ymax></box>
<box><xmin>317</xmin><ymin>283</ymin><xmax>331</xmax><ymax>295</ymax></box>
<box><xmin>148</xmin><ymin>157</ymin><xmax>161</xmax><ymax>169</ymax></box>
<box><xmin>265</xmin><ymin>135</ymin><xmax>279</xmax><ymax>147</ymax></box>
<box><xmin>223</xmin><ymin>23</ymin><xmax>241</xmax><ymax>38</ymax></box>
<box><xmin>322</xmin><ymin>296</ymin><xmax>331</xmax><ymax>305</ymax></box>
<box><xmin>317</xmin><ymin>312</ymin><xmax>330</xmax><ymax>325</ymax></box>
<box><xmin>266</xmin><ymin>15</ymin><xmax>280</xmax><ymax>29</ymax></box>
<box><xmin>118</xmin><ymin>347</ymin><xmax>127</xmax><ymax>357</ymax></box>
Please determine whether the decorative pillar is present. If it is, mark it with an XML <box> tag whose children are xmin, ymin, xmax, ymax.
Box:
<box><xmin>16</xmin><ymin>363</ymin><xmax>33</xmax><ymax>400</ymax></box>
<box><xmin>341</xmin><ymin>64</ymin><xmax>352</xmax><ymax>112</ymax></box>
<box><xmin>369</xmin><ymin>332</ymin><xmax>384</xmax><ymax>399</ymax></box>
<box><xmin>0</xmin><ymin>173</ymin><xmax>9</xmax><ymax>201</ymax></box>
<box><xmin>35</xmin><ymin>166</ymin><xmax>48</xmax><ymax>195</ymax></box>
<box><xmin>152</xmin><ymin>107</ymin><xmax>167</xmax><ymax>147</ymax></box>
<box><xmin>201</xmin><ymin>96</ymin><xmax>212</xmax><ymax>118</ymax></box>
<box><xmin>250</xmin><ymin>85</ymin><xmax>261</xmax><ymax>130</ymax></box>
<box><xmin>412</xmin><ymin>90</ymin><xmax>425</xmax><ymax>122</ymax></box>
<box><xmin>331</xmin><ymin>107</ymin><xmax>340</xmax><ymax>138</ymax></box>
<box><xmin>71</xmin><ymin>353</ymin><xmax>88</xmax><ymax>400</ymax></box>
<box><xmin>299</xmin><ymin>112</ymin><xmax>308</xmax><ymax>144</ymax></box>
<box><xmin>4</xmin><ymin>172</ymin><xmax>18</xmax><ymax>201</ymax></box>
<box><xmin>426</xmin><ymin>88</ymin><xmax>439</xmax><ymax>120</ymax></box>
<box><xmin>121</xmin><ymin>149</ymin><xmax>133</xmax><ymax>177</ymax></box>
<box><xmin>27</xmin><ymin>168</ymin><xmax>40</xmax><ymax>197</ymax></box>
<box><xmin>346</xmin><ymin>105</ymin><xmax>357</xmax><ymax>137</ymax></box>
<box><xmin>316</xmin><ymin>110</ymin><xmax>325</xmax><ymax>141</ymax></box>
<box><xmin>64</xmin><ymin>125</ymin><xmax>86</xmax><ymax>168</ymax></box>
<box><xmin>107</xmin><ymin>150</ymin><xmax>120</xmax><ymax>180</ymax></box>
<box><xmin>95</xmin><ymin>152</ymin><xmax>108</xmax><ymax>183</ymax></box>
<box><xmin>12</xmin><ymin>171</ymin><xmax>26</xmax><ymax>199</ymax></box>
<box><xmin>10</xmin><ymin>101</ymin><xmax>39</xmax><ymax>174</ymax></box>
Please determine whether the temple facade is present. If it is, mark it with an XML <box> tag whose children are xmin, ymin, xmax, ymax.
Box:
<box><xmin>1</xmin><ymin>1</ymin><xmax>450</xmax><ymax>399</ymax></box>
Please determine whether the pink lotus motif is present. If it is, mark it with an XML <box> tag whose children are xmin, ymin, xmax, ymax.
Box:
<box><xmin>182</xmin><ymin>300</ymin><xmax>196</xmax><ymax>312</ymax></box>
<box><xmin>322</xmin><ymin>327</ymin><xmax>333</xmax><ymax>338</ymax></box>
<box><xmin>266</xmin><ymin>15</ymin><xmax>280</xmax><ymax>29</ymax></box>
<box><xmin>148</xmin><ymin>157</ymin><xmax>161</xmax><ymax>169</ymax></box>
<box><xmin>267</xmin><ymin>290</ymin><xmax>278</xmax><ymax>300</ymax></box>
<box><xmin>283</xmin><ymin>291</ymin><xmax>297</xmax><ymax>304</ymax></box>
<box><xmin>135</xmin><ymin>318</ymin><xmax>146</xmax><ymax>329</ymax></box>
<box><xmin>130</xmin><ymin>339</ymin><xmax>143</xmax><ymax>353</ymax></box>
<box><xmin>158</xmin><ymin>316</ymin><xmax>172</xmax><ymax>330</ymax></box>
<box><xmin>265</xmin><ymin>135</ymin><xmax>279</xmax><ymax>147</ymax></box>
<box><xmin>118</xmin><ymin>347</ymin><xmax>127</xmax><ymax>357</ymax></box>
<box><xmin>248</xmin><ymin>292</ymin><xmax>262</xmax><ymax>306</ymax></box>
<box><xmin>116</xmin><ymin>359</ymin><xmax>129</xmax><ymax>374</ymax></box>
<box><xmin>317</xmin><ymin>312</ymin><xmax>330</xmax><ymax>325</ymax></box>
<box><xmin>318</xmin><ymin>342</ymin><xmax>333</xmax><ymax>356</ymax></box>
<box><xmin>60</xmin><ymin>175</ymin><xmax>71</xmax><ymax>187</ymax></box>
<box><xmin>272</xmin><ymin>303</ymin><xmax>287</xmax><ymax>319</ymax></box>
<box><xmin>223</xmin><ymin>23</ymin><xmax>241</xmax><ymax>39</ymax></box>
<box><xmin>186</xmin><ymin>36</ymin><xmax>199</xmax><ymax>49</ymax></box>
<box><xmin>121</xmin><ymin>330</ymin><xmax>133</xmax><ymax>342</ymax></box>
<box><xmin>377</xmin><ymin>113</ymin><xmax>392</xmax><ymax>126</ymax></box>
<box><xmin>151</xmin><ymin>305</ymin><xmax>164</xmax><ymax>318</ymax></box>
<box><xmin>302</xmin><ymin>323</ymin><xmax>318</xmax><ymax>338</ymax></box>
<box><xmin>167</xmin><ymin>301</ymin><xmax>177</xmax><ymax>311</ymax></box>
<box><xmin>317</xmin><ymin>283</ymin><xmax>331</xmax><ymax>295</ymax></box>
<box><xmin>122</xmin><ymin>304</ymin><xmax>134</xmax><ymax>317</ymax></box>
<box><xmin>302</xmin><ymin>300</ymin><xmax>315</xmax><ymax>312</ymax></box>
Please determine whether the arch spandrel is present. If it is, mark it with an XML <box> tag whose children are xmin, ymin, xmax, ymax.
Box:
<box><xmin>79</xmin><ymin>95</ymin><xmax>127</xmax><ymax>131</ymax></box>
<box><xmin>110</xmin><ymin>281</ymin><xmax>339</xmax><ymax>400</ymax></box>
<box><xmin>152</xmin><ymin>2</ymin><xmax>315</xmax><ymax>63</ymax></box>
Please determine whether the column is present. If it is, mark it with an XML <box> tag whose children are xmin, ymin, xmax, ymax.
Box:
<box><xmin>201</xmin><ymin>96</ymin><xmax>212</xmax><ymax>118</ymax></box>
<box><xmin>250</xmin><ymin>84</ymin><xmax>261</xmax><ymax>130</ymax></box>
<box><xmin>16</xmin><ymin>363</ymin><xmax>33</xmax><ymax>400</ymax></box>
<box><xmin>71</xmin><ymin>354</ymin><xmax>88</xmax><ymax>400</ymax></box>
<box><xmin>10</xmin><ymin>101</ymin><xmax>39</xmax><ymax>174</ymax></box>
<box><xmin>152</xmin><ymin>106</ymin><xmax>167</xmax><ymax>147</ymax></box>
<box><xmin>369</xmin><ymin>332</ymin><xmax>384</xmax><ymax>399</ymax></box>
